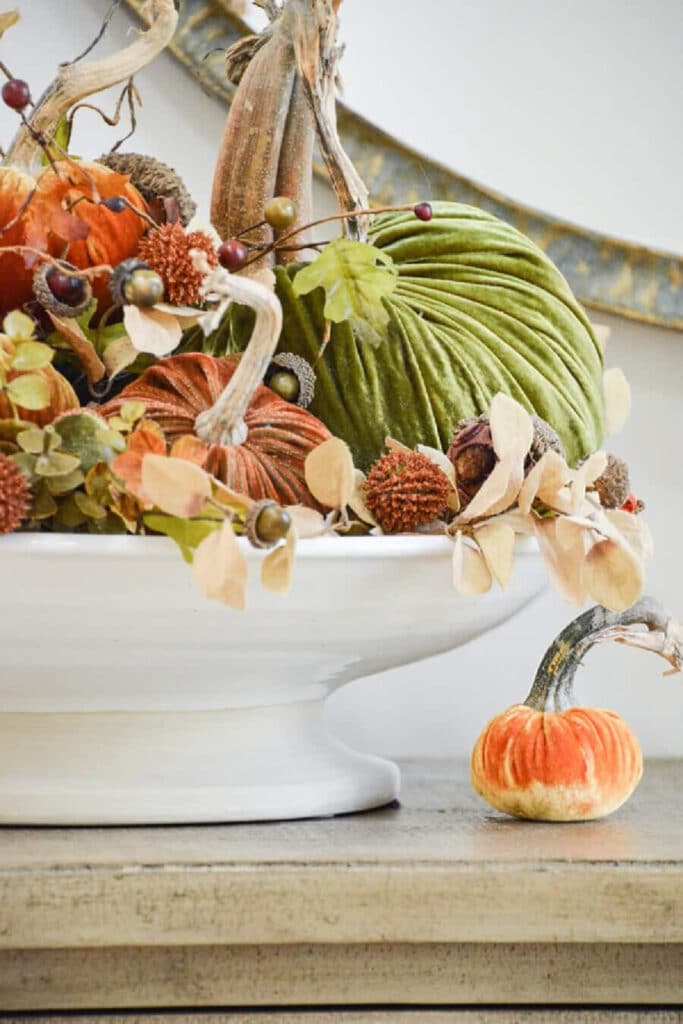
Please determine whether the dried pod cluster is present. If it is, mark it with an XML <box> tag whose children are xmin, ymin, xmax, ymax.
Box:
<box><xmin>364</xmin><ymin>450</ymin><xmax>450</xmax><ymax>533</ymax></box>
<box><xmin>0</xmin><ymin>453</ymin><xmax>31</xmax><ymax>534</ymax></box>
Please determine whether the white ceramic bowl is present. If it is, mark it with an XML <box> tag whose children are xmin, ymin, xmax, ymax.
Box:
<box><xmin>0</xmin><ymin>534</ymin><xmax>545</xmax><ymax>823</ymax></box>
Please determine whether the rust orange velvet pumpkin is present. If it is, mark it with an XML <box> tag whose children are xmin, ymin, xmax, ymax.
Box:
<box><xmin>100</xmin><ymin>352</ymin><xmax>331</xmax><ymax>507</ymax></box>
<box><xmin>470</xmin><ymin>598</ymin><xmax>680</xmax><ymax>822</ymax></box>
<box><xmin>0</xmin><ymin>161</ymin><xmax>148</xmax><ymax>316</ymax></box>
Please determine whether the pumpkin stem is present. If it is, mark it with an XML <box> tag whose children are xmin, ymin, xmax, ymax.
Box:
<box><xmin>524</xmin><ymin>597</ymin><xmax>682</xmax><ymax>713</ymax></box>
<box><xmin>3</xmin><ymin>0</ymin><xmax>178</xmax><ymax>170</ymax></box>
<box><xmin>194</xmin><ymin>273</ymin><xmax>283</xmax><ymax>447</ymax></box>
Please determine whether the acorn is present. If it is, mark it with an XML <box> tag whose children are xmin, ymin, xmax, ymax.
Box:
<box><xmin>265</xmin><ymin>353</ymin><xmax>316</xmax><ymax>409</ymax></box>
<box><xmin>109</xmin><ymin>259</ymin><xmax>164</xmax><ymax>308</ymax></box>
<box><xmin>0</xmin><ymin>453</ymin><xmax>31</xmax><ymax>535</ymax></box>
<box><xmin>364</xmin><ymin>449</ymin><xmax>451</xmax><ymax>533</ymax></box>
<box><xmin>593</xmin><ymin>453</ymin><xmax>631</xmax><ymax>509</ymax></box>
<box><xmin>32</xmin><ymin>262</ymin><xmax>93</xmax><ymax>318</ymax></box>
<box><xmin>246</xmin><ymin>499</ymin><xmax>292</xmax><ymax>549</ymax></box>
<box><xmin>98</xmin><ymin>152</ymin><xmax>197</xmax><ymax>226</ymax></box>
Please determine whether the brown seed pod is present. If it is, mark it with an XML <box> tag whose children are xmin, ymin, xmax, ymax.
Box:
<box><xmin>364</xmin><ymin>449</ymin><xmax>450</xmax><ymax>533</ymax></box>
<box><xmin>266</xmin><ymin>352</ymin><xmax>316</xmax><ymax>409</ymax></box>
<box><xmin>98</xmin><ymin>152</ymin><xmax>197</xmax><ymax>227</ymax></box>
<box><xmin>0</xmin><ymin>453</ymin><xmax>31</xmax><ymax>534</ymax></box>
<box><xmin>593</xmin><ymin>453</ymin><xmax>631</xmax><ymax>509</ymax></box>
<box><xmin>32</xmin><ymin>261</ymin><xmax>93</xmax><ymax>318</ymax></box>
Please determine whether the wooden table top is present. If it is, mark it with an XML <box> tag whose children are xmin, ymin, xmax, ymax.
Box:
<box><xmin>2</xmin><ymin>758</ymin><xmax>682</xmax><ymax>951</ymax></box>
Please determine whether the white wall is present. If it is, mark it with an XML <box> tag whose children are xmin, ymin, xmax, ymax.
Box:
<box><xmin>3</xmin><ymin>0</ymin><xmax>682</xmax><ymax>756</ymax></box>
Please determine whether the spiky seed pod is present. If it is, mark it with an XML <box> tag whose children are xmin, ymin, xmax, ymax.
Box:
<box><xmin>447</xmin><ymin>414</ymin><xmax>496</xmax><ymax>507</ymax></box>
<box><xmin>109</xmin><ymin>258</ymin><xmax>152</xmax><ymax>306</ymax></box>
<box><xmin>530</xmin><ymin>414</ymin><xmax>565</xmax><ymax>465</ymax></box>
<box><xmin>97</xmin><ymin>152</ymin><xmax>197</xmax><ymax>227</ymax></box>
<box><xmin>593</xmin><ymin>453</ymin><xmax>631</xmax><ymax>509</ymax></box>
<box><xmin>137</xmin><ymin>222</ymin><xmax>218</xmax><ymax>306</ymax></box>
<box><xmin>32</xmin><ymin>262</ymin><xmax>93</xmax><ymax>318</ymax></box>
<box><xmin>364</xmin><ymin>449</ymin><xmax>451</xmax><ymax>534</ymax></box>
<box><xmin>266</xmin><ymin>353</ymin><xmax>316</xmax><ymax>408</ymax></box>
<box><xmin>0</xmin><ymin>453</ymin><xmax>31</xmax><ymax>534</ymax></box>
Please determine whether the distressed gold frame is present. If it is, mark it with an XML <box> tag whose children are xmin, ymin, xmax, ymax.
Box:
<box><xmin>124</xmin><ymin>0</ymin><xmax>682</xmax><ymax>330</ymax></box>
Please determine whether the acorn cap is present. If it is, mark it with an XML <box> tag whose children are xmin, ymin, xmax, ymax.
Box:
<box><xmin>267</xmin><ymin>353</ymin><xmax>316</xmax><ymax>409</ymax></box>
<box><xmin>109</xmin><ymin>259</ymin><xmax>152</xmax><ymax>307</ymax></box>
<box><xmin>97</xmin><ymin>152</ymin><xmax>197</xmax><ymax>227</ymax></box>
<box><xmin>529</xmin><ymin>414</ymin><xmax>565</xmax><ymax>464</ymax></box>
<box><xmin>593</xmin><ymin>453</ymin><xmax>631</xmax><ymax>509</ymax></box>
<box><xmin>32</xmin><ymin>262</ymin><xmax>93</xmax><ymax>319</ymax></box>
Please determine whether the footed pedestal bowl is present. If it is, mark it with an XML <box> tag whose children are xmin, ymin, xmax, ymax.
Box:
<box><xmin>0</xmin><ymin>534</ymin><xmax>545</xmax><ymax>824</ymax></box>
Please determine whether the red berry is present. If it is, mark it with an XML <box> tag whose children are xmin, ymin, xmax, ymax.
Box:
<box><xmin>2</xmin><ymin>79</ymin><xmax>31</xmax><ymax>111</ymax></box>
<box><xmin>46</xmin><ymin>268</ymin><xmax>87</xmax><ymax>307</ymax></box>
<box><xmin>102</xmin><ymin>196</ymin><xmax>127</xmax><ymax>213</ymax></box>
<box><xmin>414</xmin><ymin>202</ymin><xmax>433</xmax><ymax>222</ymax></box>
<box><xmin>621</xmin><ymin>493</ymin><xmax>639</xmax><ymax>514</ymax></box>
<box><xmin>218</xmin><ymin>239</ymin><xmax>249</xmax><ymax>272</ymax></box>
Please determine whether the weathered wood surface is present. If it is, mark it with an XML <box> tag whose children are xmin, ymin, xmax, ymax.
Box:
<box><xmin>3</xmin><ymin>1013</ymin><xmax>683</xmax><ymax>1024</ymax></box>
<box><xmin>1</xmin><ymin>760</ymin><xmax>682</xmax><ymax>952</ymax></box>
<box><xmin>2</xmin><ymin>942</ymin><xmax>682</xmax><ymax>1011</ymax></box>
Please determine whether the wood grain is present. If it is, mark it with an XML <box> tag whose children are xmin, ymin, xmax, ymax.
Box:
<box><xmin>1</xmin><ymin>942</ymin><xmax>682</xmax><ymax>1010</ymax></box>
<box><xmin>3</xmin><ymin>1013</ymin><xmax>683</xmax><ymax>1024</ymax></box>
<box><xmin>1</xmin><ymin>761</ymin><xmax>682</xmax><ymax>950</ymax></box>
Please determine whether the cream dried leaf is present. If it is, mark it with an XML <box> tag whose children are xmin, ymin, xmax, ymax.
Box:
<box><xmin>582</xmin><ymin>537</ymin><xmax>644</xmax><ymax>612</ymax></box>
<box><xmin>489</xmin><ymin>392</ymin><xmax>534</xmax><ymax>459</ymax></box>
<box><xmin>457</xmin><ymin>451</ymin><xmax>524</xmax><ymax>522</ymax></box>
<box><xmin>452</xmin><ymin>532</ymin><xmax>493</xmax><ymax>595</ymax></box>
<box><xmin>518</xmin><ymin>450</ymin><xmax>569</xmax><ymax>514</ymax></box>
<box><xmin>102</xmin><ymin>336</ymin><xmax>138</xmax><ymax>380</ymax></box>
<box><xmin>141</xmin><ymin>454</ymin><xmax>212</xmax><ymax>518</ymax></box>
<box><xmin>261</xmin><ymin>527</ymin><xmax>296</xmax><ymax>595</ymax></box>
<box><xmin>124</xmin><ymin>305</ymin><xmax>182</xmax><ymax>356</ymax></box>
<box><xmin>416</xmin><ymin>444</ymin><xmax>456</xmax><ymax>488</ymax></box>
<box><xmin>348</xmin><ymin>469</ymin><xmax>379</xmax><ymax>526</ymax></box>
<box><xmin>304</xmin><ymin>437</ymin><xmax>355</xmax><ymax>509</ymax></box>
<box><xmin>604</xmin><ymin>508</ymin><xmax>654</xmax><ymax>565</ymax></box>
<box><xmin>474</xmin><ymin>521</ymin><xmax>516</xmax><ymax>590</ymax></box>
<box><xmin>192</xmin><ymin>521</ymin><xmax>248</xmax><ymax>610</ymax></box>
<box><xmin>286</xmin><ymin>505</ymin><xmax>329</xmax><ymax>538</ymax></box>
<box><xmin>534</xmin><ymin>517</ymin><xmax>587</xmax><ymax>605</ymax></box>
<box><xmin>603</xmin><ymin>368</ymin><xmax>631</xmax><ymax>436</ymax></box>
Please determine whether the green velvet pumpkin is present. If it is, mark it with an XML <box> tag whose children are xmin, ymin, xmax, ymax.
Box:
<box><xmin>193</xmin><ymin>202</ymin><xmax>605</xmax><ymax>470</ymax></box>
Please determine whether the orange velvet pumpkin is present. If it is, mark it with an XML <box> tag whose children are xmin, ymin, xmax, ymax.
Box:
<box><xmin>0</xmin><ymin>364</ymin><xmax>79</xmax><ymax>427</ymax></box>
<box><xmin>0</xmin><ymin>161</ymin><xmax>148</xmax><ymax>317</ymax></box>
<box><xmin>467</xmin><ymin>601</ymin><xmax>668</xmax><ymax>822</ymax></box>
<box><xmin>100</xmin><ymin>353</ymin><xmax>331</xmax><ymax>507</ymax></box>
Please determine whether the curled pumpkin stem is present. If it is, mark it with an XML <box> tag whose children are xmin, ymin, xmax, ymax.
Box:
<box><xmin>4</xmin><ymin>0</ymin><xmax>178</xmax><ymax>169</ymax></box>
<box><xmin>525</xmin><ymin>596</ymin><xmax>682</xmax><ymax>713</ymax></box>
<box><xmin>194</xmin><ymin>273</ymin><xmax>283</xmax><ymax>447</ymax></box>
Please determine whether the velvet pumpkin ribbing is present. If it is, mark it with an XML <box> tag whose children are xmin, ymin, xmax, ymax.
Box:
<box><xmin>199</xmin><ymin>202</ymin><xmax>605</xmax><ymax>469</ymax></box>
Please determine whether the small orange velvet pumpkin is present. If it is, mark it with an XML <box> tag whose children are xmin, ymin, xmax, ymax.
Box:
<box><xmin>469</xmin><ymin>599</ymin><xmax>679</xmax><ymax>822</ymax></box>
<box><xmin>101</xmin><ymin>353</ymin><xmax>331</xmax><ymax>507</ymax></box>
<box><xmin>0</xmin><ymin>161</ymin><xmax>148</xmax><ymax>317</ymax></box>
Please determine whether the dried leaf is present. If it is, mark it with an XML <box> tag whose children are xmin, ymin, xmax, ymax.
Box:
<box><xmin>124</xmin><ymin>305</ymin><xmax>182</xmax><ymax>357</ymax></box>
<box><xmin>452</xmin><ymin>531</ymin><xmax>492</xmax><ymax>595</ymax></box>
<box><xmin>192</xmin><ymin>521</ymin><xmax>248</xmax><ymax>609</ymax></box>
<box><xmin>385</xmin><ymin>436</ymin><xmax>410</xmax><ymax>453</ymax></box>
<box><xmin>570</xmin><ymin>451</ymin><xmax>608</xmax><ymax>512</ymax></box>
<box><xmin>170</xmin><ymin>434</ymin><xmax>210</xmax><ymax>467</ymax></box>
<box><xmin>518</xmin><ymin>450</ymin><xmax>569</xmax><ymax>514</ymax></box>
<box><xmin>304</xmin><ymin>437</ymin><xmax>355</xmax><ymax>509</ymax></box>
<box><xmin>604</xmin><ymin>508</ymin><xmax>654</xmax><ymax>565</ymax></box>
<box><xmin>603</xmin><ymin>368</ymin><xmax>631</xmax><ymax>435</ymax></box>
<box><xmin>474</xmin><ymin>521</ymin><xmax>515</xmax><ymax>590</ymax></box>
<box><xmin>141</xmin><ymin>454</ymin><xmax>212</xmax><ymax>518</ymax></box>
<box><xmin>102</xmin><ymin>336</ymin><xmax>138</xmax><ymax>380</ymax></box>
<box><xmin>286</xmin><ymin>505</ymin><xmax>328</xmax><ymax>538</ymax></box>
<box><xmin>261</xmin><ymin>527</ymin><xmax>296</xmax><ymax>594</ymax></box>
<box><xmin>0</xmin><ymin>10</ymin><xmax>19</xmax><ymax>38</ymax></box>
<box><xmin>534</xmin><ymin>517</ymin><xmax>587</xmax><ymax>605</ymax></box>
<box><xmin>416</xmin><ymin>443</ymin><xmax>457</xmax><ymax>492</ymax></box>
<box><xmin>457</xmin><ymin>451</ymin><xmax>524</xmax><ymax>522</ymax></box>
<box><xmin>348</xmin><ymin>469</ymin><xmax>378</xmax><ymax>526</ymax></box>
<box><xmin>582</xmin><ymin>537</ymin><xmax>643</xmax><ymax>612</ymax></box>
<box><xmin>489</xmin><ymin>392</ymin><xmax>534</xmax><ymax>459</ymax></box>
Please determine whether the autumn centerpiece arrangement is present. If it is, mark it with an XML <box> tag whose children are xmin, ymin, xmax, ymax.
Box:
<box><xmin>0</xmin><ymin>1</ymin><xmax>678</xmax><ymax>824</ymax></box>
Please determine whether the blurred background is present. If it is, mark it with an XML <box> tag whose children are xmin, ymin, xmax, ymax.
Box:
<box><xmin>2</xmin><ymin>0</ymin><xmax>681</xmax><ymax>756</ymax></box>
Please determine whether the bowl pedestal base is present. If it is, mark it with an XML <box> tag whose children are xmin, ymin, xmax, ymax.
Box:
<box><xmin>0</xmin><ymin>699</ymin><xmax>400</xmax><ymax>825</ymax></box>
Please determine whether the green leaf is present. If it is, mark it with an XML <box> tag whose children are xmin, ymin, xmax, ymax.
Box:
<box><xmin>34</xmin><ymin>450</ymin><xmax>81</xmax><ymax>478</ymax></box>
<box><xmin>16</xmin><ymin>426</ymin><xmax>46</xmax><ymax>454</ymax></box>
<box><xmin>47</xmin><ymin>469</ymin><xmax>85</xmax><ymax>496</ymax></box>
<box><xmin>41</xmin><ymin>115</ymin><xmax>72</xmax><ymax>166</ymax></box>
<box><xmin>74</xmin><ymin>491</ymin><xmax>107</xmax><ymax>520</ymax></box>
<box><xmin>3</xmin><ymin>310</ymin><xmax>35</xmax><ymax>341</ymax></box>
<box><xmin>56</xmin><ymin>412</ymin><xmax>118</xmax><ymax>471</ymax></box>
<box><xmin>143</xmin><ymin>514</ymin><xmax>220</xmax><ymax>564</ymax></box>
<box><xmin>11</xmin><ymin>341</ymin><xmax>54</xmax><ymax>372</ymax></box>
<box><xmin>120</xmin><ymin>400</ymin><xmax>146</xmax><ymax>425</ymax></box>
<box><xmin>30</xmin><ymin>486</ymin><xmax>58</xmax><ymax>521</ymax></box>
<box><xmin>292</xmin><ymin>239</ymin><xmax>398</xmax><ymax>347</ymax></box>
<box><xmin>6</xmin><ymin>374</ymin><xmax>49</xmax><ymax>410</ymax></box>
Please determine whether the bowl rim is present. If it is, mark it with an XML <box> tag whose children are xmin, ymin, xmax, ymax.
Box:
<box><xmin>0</xmin><ymin>532</ymin><xmax>539</xmax><ymax>563</ymax></box>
